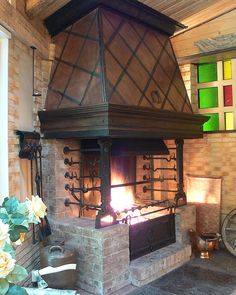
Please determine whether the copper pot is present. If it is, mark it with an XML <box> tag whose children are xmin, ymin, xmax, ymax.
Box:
<box><xmin>189</xmin><ymin>229</ymin><xmax>220</xmax><ymax>259</ymax></box>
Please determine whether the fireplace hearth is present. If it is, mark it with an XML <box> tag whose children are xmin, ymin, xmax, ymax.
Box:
<box><xmin>47</xmin><ymin>204</ymin><xmax>195</xmax><ymax>294</ymax></box>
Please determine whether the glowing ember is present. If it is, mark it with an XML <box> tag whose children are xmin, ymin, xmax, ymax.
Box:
<box><xmin>101</xmin><ymin>215</ymin><xmax>114</xmax><ymax>224</ymax></box>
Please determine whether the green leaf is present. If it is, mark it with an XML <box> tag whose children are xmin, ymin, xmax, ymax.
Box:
<box><xmin>6</xmin><ymin>265</ymin><xmax>28</xmax><ymax>283</ymax></box>
<box><xmin>2</xmin><ymin>197</ymin><xmax>9</xmax><ymax>207</ymax></box>
<box><xmin>6</xmin><ymin>285</ymin><xmax>27</xmax><ymax>295</ymax></box>
<box><xmin>0</xmin><ymin>208</ymin><xmax>9</xmax><ymax>224</ymax></box>
<box><xmin>0</xmin><ymin>278</ymin><xmax>9</xmax><ymax>295</ymax></box>
<box><xmin>9</xmin><ymin>225</ymin><xmax>28</xmax><ymax>242</ymax></box>
<box><xmin>3</xmin><ymin>243</ymin><xmax>16</xmax><ymax>259</ymax></box>
<box><xmin>17</xmin><ymin>203</ymin><xmax>29</xmax><ymax>216</ymax></box>
<box><xmin>3</xmin><ymin>198</ymin><xmax>19</xmax><ymax>214</ymax></box>
<box><xmin>21</xmin><ymin>220</ymin><xmax>29</xmax><ymax>229</ymax></box>
<box><xmin>0</xmin><ymin>213</ymin><xmax>9</xmax><ymax>224</ymax></box>
<box><xmin>10</xmin><ymin>213</ymin><xmax>25</xmax><ymax>225</ymax></box>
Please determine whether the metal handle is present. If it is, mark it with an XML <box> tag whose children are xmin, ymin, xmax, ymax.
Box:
<box><xmin>49</xmin><ymin>245</ymin><xmax>64</xmax><ymax>253</ymax></box>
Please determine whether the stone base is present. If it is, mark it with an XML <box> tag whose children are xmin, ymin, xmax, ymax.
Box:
<box><xmin>48</xmin><ymin>217</ymin><xmax>130</xmax><ymax>295</ymax></box>
<box><xmin>130</xmin><ymin>243</ymin><xmax>191</xmax><ymax>287</ymax></box>
<box><xmin>48</xmin><ymin>205</ymin><xmax>195</xmax><ymax>294</ymax></box>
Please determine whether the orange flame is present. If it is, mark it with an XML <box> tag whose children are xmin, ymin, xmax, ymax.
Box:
<box><xmin>110</xmin><ymin>171</ymin><xmax>148</xmax><ymax>224</ymax></box>
<box><xmin>111</xmin><ymin>171</ymin><xmax>134</xmax><ymax>212</ymax></box>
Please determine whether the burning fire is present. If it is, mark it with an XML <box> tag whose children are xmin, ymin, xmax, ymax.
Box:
<box><xmin>110</xmin><ymin>171</ymin><xmax>146</xmax><ymax>224</ymax></box>
<box><xmin>111</xmin><ymin>171</ymin><xmax>134</xmax><ymax>212</ymax></box>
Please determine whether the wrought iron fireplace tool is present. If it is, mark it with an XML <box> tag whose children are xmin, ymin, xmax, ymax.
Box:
<box><xmin>17</xmin><ymin>131</ymin><xmax>51</xmax><ymax>242</ymax></box>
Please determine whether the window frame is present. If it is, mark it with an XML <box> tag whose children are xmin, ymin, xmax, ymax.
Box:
<box><xmin>0</xmin><ymin>25</ymin><xmax>11</xmax><ymax>199</ymax></box>
<box><xmin>197</xmin><ymin>59</ymin><xmax>236</xmax><ymax>131</ymax></box>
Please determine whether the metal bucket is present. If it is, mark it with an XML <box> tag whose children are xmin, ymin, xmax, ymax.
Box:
<box><xmin>40</xmin><ymin>245</ymin><xmax>77</xmax><ymax>289</ymax></box>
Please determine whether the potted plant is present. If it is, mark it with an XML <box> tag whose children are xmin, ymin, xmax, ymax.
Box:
<box><xmin>0</xmin><ymin>196</ymin><xmax>47</xmax><ymax>295</ymax></box>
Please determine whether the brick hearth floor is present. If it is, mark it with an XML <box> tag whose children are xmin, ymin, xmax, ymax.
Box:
<box><xmin>78</xmin><ymin>249</ymin><xmax>236</xmax><ymax>295</ymax></box>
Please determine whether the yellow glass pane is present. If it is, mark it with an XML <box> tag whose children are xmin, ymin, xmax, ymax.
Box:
<box><xmin>223</xmin><ymin>60</ymin><xmax>232</xmax><ymax>80</ymax></box>
<box><xmin>225</xmin><ymin>112</ymin><xmax>234</xmax><ymax>130</ymax></box>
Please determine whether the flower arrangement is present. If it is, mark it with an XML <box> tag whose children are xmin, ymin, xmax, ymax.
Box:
<box><xmin>0</xmin><ymin>196</ymin><xmax>47</xmax><ymax>295</ymax></box>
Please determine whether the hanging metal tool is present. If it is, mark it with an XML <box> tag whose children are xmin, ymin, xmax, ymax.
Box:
<box><xmin>17</xmin><ymin>131</ymin><xmax>51</xmax><ymax>243</ymax></box>
<box><xmin>143</xmin><ymin>163</ymin><xmax>176</xmax><ymax>172</ymax></box>
<box><xmin>143</xmin><ymin>154</ymin><xmax>176</xmax><ymax>162</ymax></box>
<box><xmin>143</xmin><ymin>175</ymin><xmax>177</xmax><ymax>182</ymax></box>
<box><xmin>64</xmin><ymin>158</ymin><xmax>81</xmax><ymax>166</ymax></box>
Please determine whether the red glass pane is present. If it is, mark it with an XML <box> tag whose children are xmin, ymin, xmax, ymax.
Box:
<box><xmin>224</xmin><ymin>85</ymin><xmax>233</xmax><ymax>106</ymax></box>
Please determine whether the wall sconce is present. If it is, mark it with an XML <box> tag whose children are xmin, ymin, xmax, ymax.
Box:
<box><xmin>31</xmin><ymin>46</ymin><xmax>41</xmax><ymax>97</ymax></box>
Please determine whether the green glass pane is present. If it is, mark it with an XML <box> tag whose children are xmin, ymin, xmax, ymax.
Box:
<box><xmin>198</xmin><ymin>63</ymin><xmax>217</xmax><ymax>83</ymax></box>
<box><xmin>203</xmin><ymin>113</ymin><xmax>219</xmax><ymax>131</ymax></box>
<box><xmin>198</xmin><ymin>87</ymin><xmax>218</xmax><ymax>109</ymax></box>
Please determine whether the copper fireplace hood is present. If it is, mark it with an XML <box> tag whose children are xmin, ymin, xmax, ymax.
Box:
<box><xmin>39</xmin><ymin>0</ymin><xmax>207</xmax><ymax>140</ymax></box>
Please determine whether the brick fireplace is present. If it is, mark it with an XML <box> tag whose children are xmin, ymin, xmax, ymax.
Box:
<box><xmin>42</xmin><ymin>136</ymin><xmax>196</xmax><ymax>293</ymax></box>
<box><xmin>39</xmin><ymin>0</ymin><xmax>207</xmax><ymax>294</ymax></box>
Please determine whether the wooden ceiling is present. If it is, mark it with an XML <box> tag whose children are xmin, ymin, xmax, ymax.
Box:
<box><xmin>26</xmin><ymin>0</ymin><xmax>236</xmax><ymax>31</ymax></box>
<box><xmin>140</xmin><ymin>0</ymin><xmax>236</xmax><ymax>29</ymax></box>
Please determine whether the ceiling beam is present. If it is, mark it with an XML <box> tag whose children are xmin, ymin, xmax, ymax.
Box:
<box><xmin>26</xmin><ymin>0</ymin><xmax>70</xmax><ymax>18</ymax></box>
<box><xmin>180</xmin><ymin>0</ymin><xmax>236</xmax><ymax>29</ymax></box>
<box><xmin>171</xmin><ymin>8</ymin><xmax>236</xmax><ymax>58</ymax></box>
<box><xmin>0</xmin><ymin>0</ymin><xmax>49</xmax><ymax>57</ymax></box>
<box><xmin>26</xmin><ymin>0</ymin><xmax>55</xmax><ymax>17</ymax></box>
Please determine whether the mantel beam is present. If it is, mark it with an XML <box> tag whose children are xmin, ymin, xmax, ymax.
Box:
<box><xmin>26</xmin><ymin>0</ymin><xmax>70</xmax><ymax>19</ymax></box>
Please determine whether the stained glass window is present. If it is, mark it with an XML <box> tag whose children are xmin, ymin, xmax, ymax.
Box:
<box><xmin>197</xmin><ymin>59</ymin><xmax>236</xmax><ymax>131</ymax></box>
<box><xmin>223</xmin><ymin>85</ymin><xmax>233</xmax><ymax>106</ymax></box>
<box><xmin>223</xmin><ymin>60</ymin><xmax>232</xmax><ymax>80</ymax></box>
<box><xmin>225</xmin><ymin>112</ymin><xmax>234</xmax><ymax>130</ymax></box>
<box><xmin>202</xmin><ymin>113</ymin><xmax>219</xmax><ymax>131</ymax></box>
<box><xmin>198</xmin><ymin>63</ymin><xmax>217</xmax><ymax>83</ymax></box>
<box><xmin>198</xmin><ymin>87</ymin><xmax>218</xmax><ymax>109</ymax></box>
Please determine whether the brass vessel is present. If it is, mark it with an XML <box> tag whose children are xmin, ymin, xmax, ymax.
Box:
<box><xmin>189</xmin><ymin>229</ymin><xmax>220</xmax><ymax>259</ymax></box>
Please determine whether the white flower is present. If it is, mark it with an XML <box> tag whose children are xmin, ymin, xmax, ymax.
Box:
<box><xmin>0</xmin><ymin>220</ymin><xmax>9</xmax><ymax>249</ymax></box>
<box><xmin>0</xmin><ymin>250</ymin><xmax>15</xmax><ymax>278</ymax></box>
<box><xmin>27</xmin><ymin>196</ymin><xmax>47</xmax><ymax>223</ymax></box>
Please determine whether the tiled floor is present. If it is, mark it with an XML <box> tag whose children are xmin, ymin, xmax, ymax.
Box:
<box><xmin>127</xmin><ymin>250</ymin><xmax>236</xmax><ymax>295</ymax></box>
<box><xmin>78</xmin><ymin>250</ymin><xmax>236</xmax><ymax>295</ymax></box>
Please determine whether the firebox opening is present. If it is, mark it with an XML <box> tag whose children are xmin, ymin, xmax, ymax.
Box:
<box><xmin>63</xmin><ymin>137</ymin><xmax>184</xmax><ymax>259</ymax></box>
<box><xmin>80</xmin><ymin>139</ymin><xmax>169</xmax><ymax>220</ymax></box>
<box><xmin>64</xmin><ymin>138</ymin><xmax>180</xmax><ymax>222</ymax></box>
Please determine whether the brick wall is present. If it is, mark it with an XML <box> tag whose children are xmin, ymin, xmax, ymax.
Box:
<box><xmin>42</xmin><ymin>139</ymin><xmax>80</xmax><ymax>219</ymax></box>
<box><xmin>180</xmin><ymin>64</ymin><xmax>236</xmax><ymax>225</ymax></box>
<box><xmin>184</xmin><ymin>133</ymin><xmax>236</xmax><ymax>222</ymax></box>
<box><xmin>8</xmin><ymin>36</ymin><xmax>48</xmax><ymax>197</ymax></box>
<box><xmin>179</xmin><ymin>63</ymin><xmax>198</xmax><ymax>113</ymax></box>
<box><xmin>8</xmin><ymin>34</ymin><xmax>50</xmax><ymax>284</ymax></box>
